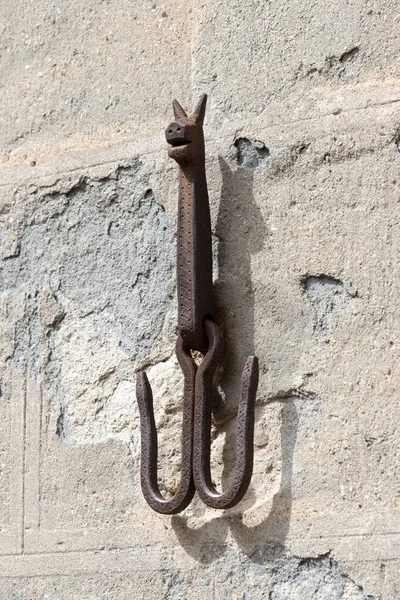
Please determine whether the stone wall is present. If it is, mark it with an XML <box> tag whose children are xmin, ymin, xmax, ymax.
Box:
<box><xmin>0</xmin><ymin>0</ymin><xmax>399</xmax><ymax>598</ymax></box>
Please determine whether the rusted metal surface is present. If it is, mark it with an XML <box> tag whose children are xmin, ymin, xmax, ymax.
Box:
<box><xmin>136</xmin><ymin>95</ymin><xmax>259</xmax><ymax>514</ymax></box>
<box><xmin>193</xmin><ymin>319</ymin><xmax>259</xmax><ymax>509</ymax></box>
<box><xmin>136</xmin><ymin>334</ymin><xmax>196</xmax><ymax>514</ymax></box>
<box><xmin>166</xmin><ymin>94</ymin><xmax>215</xmax><ymax>353</ymax></box>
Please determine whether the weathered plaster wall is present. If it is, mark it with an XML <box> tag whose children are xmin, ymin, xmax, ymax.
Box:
<box><xmin>0</xmin><ymin>0</ymin><xmax>399</xmax><ymax>598</ymax></box>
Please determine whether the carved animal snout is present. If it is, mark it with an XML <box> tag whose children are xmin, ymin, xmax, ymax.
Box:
<box><xmin>165</xmin><ymin>122</ymin><xmax>190</xmax><ymax>146</ymax></box>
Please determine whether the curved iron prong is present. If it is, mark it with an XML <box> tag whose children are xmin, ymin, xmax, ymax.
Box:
<box><xmin>193</xmin><ymin>319</ymin><xmax>259</xmax><ymax>509</ymax></box>
<box><xmin>136</xmin><ymin>335</ymin><xmax>196</xmax><ymax>514</ymax></box>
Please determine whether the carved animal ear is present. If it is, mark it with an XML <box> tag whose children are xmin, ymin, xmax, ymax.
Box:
<box><xmin>172</xmin><ymin>99</ymin><xmax>188</xmax><ymax>120</ymax></box>
<box><xmin>192</xmin><ymin>93</ymin><xmax>207</xmax><ymax>124</ymax></box>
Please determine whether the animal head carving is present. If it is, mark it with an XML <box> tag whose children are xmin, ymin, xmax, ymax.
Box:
<box><xmin>165</xmin><ymin>94</ymin><xmax>207</xmax><ymax>165</ymax></box>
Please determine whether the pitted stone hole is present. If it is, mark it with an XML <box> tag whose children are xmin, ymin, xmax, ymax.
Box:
<box><xmin>394</xmin><ymin>132</ymin><xmax>400</xmax><ymax>154</ymax></box>
<box><xmin>339</xmin><ymin>46</ymin><xmax>360</xmax><ymax>63</ymax></box>
<box><xmin>56</xmin><ymin>403</ymin><xmax>71</xmax><ymax>442</ymax></box>
<box><xmin>235</xmin><ymin>137</ymin><xmax>270</xmax><ymax>169</ymax></box>
<box><xmin>303</xmin><ymin>275</ymin><xmax>352</xmax><ymax>342</ymax></box>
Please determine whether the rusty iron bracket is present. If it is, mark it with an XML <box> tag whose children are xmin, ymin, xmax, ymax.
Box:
<box><xmin>136</xmin><ymin>94</ymin><xmax>259</xmax><ymax>514</ymax></box>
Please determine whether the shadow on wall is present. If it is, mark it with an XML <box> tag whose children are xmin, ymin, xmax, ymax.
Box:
<box><xmin>171</xmin><ymin>399</ymin><xmax>298</xmax><ymax>564</ymax></box>
<box><xmin>171</xmin><ymin>156</ymin><xmax>299</xmax><ymax>563</ymax></box>
<box><xmin>168</xmin><ymin>149</ymin><xmax>375</xmax><ymax>600</ymax></box>
<box><xmin>212</xmin><ymin>157</ymin><xmax>266</xmax><ymax>416</ymax></box>
<box><xmin>214</xmin><ymin>156</ymin><xmax>266</xmax><ymax>491</ymax></box>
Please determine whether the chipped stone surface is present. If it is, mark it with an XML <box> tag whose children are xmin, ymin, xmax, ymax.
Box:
<box><xmin>1</xmin><ymin>165</ymin><xmax>177</xmax><ymax>452</ymax></box>
<box><xmin>268</xmin><ymin>553</ymin><xmax>374</xmax><ymax>600</ymax></box>
<box><xmin>235</xmin><ymin>138</ymin><xmax>270</xmax><ymax>169</ymax></box>
<box><xmin>1</xmin><ymin>0</ymin><xmax>399</xmax><ymax>598</ymax></box>
<box><xmin>304</xmin><ymin>275</ymin><xmax>353</xmax><ymax>341</ymax></box>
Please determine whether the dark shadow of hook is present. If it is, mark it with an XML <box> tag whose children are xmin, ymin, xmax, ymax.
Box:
<box><xmin>171</xmin><ymin>399</ymin><xmax>299</xmax><ymax>562</ymax></box>
<box><xmin>229</xmin><ymin>399</ymin><xmax>299</xmax><ymax>555</ymax></box>
<box><xmin>170</xmin><ymin>153</ymin><xmax>298</xmax><ymax>559</ymax></box>
<box><xmin>213</xmin><ymin>157</ymin><xmax>267</xmax><ymax>488</ymax></box>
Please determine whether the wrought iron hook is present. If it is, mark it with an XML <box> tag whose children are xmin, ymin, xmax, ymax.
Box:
<box><xmin>136</xmin><ymin>94</ymin><xmax>259</xmax><ymax>513</ymax></box>
<box><xmin>193</xmin><ymin>319</ymin><xmax>259</xmax><ymax>509</ymax></box>
<box><xmin>136</xmin><ymin>335</ymin><xmax>196</xmax><ymax>514</ymax></box>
